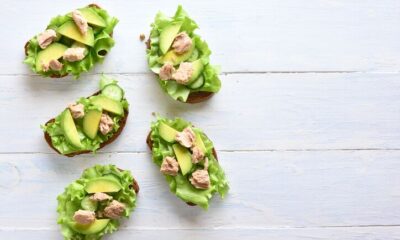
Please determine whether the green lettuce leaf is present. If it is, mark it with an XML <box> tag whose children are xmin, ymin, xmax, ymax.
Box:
<box><xmin>24</xmin><ymin>5</ymin><xmax>118</xmax><ymax>78</ymax></box>
<box><xmin>147</xmin><ymin>5</ymin><xmax>221</xmax><ymax>102</ymax></box>
<box><xmin>57</xmin><ymin>165</ymin><xmax>137</xmax><ymax>240</ymax></box>
<box><xmin>150</xmin><ymin>116</ymin><xmax>229</xmax><ymax>209</ymax></box>
<box><xmin>42</xmin><ymin>76</ymin><xmax>129</xmax><ymax>155</ymax></box>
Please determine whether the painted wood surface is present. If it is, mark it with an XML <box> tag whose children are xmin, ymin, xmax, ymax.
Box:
<box><xmin>0</xmin><ymin>0</ymin><xmax>399</xmax><ymax>239</ymax></box>
<box><xmin>2</xmin><ymin>0</ymin><xmax>400</xmax><ymax>74</ymax></box>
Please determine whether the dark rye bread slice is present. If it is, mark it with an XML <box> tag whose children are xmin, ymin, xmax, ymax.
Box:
<box><xmin>24</xmin><ymin>4</ymin><xmax>111</xmax><ymax>78</ymax></box>
<box><xmin>145</xmin><ymin>38</ymin><xmax>215</xmax><ymax>104</ymax></box>
<box><xmin>44</xmin><ymin>91</ymin><xmax>128</xmax><ymax>157</ymax></box>
<box><xmin>146</xmin><ymin>130</ymin><xmax>218</xmax><ymax>206</ymax></box>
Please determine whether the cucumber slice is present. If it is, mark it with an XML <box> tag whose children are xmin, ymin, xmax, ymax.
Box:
<box><xmin>101</xmin><ymin>84</ymin><xmax>124</xmax><ymax>101</ymax></box>
<box><xmin>188</xmin><ymin>75</ymin><xmax>205</xmax><ymax>89</ymax></box>
<box><xmin>187</xmin><ymin>48</ymin><xmax>199</xmax><ymax>62</ymax></box>
<box><xmin>81</xmin><ymin>196</ymin><xmax>98</xmax><ymax>211</ymax></box>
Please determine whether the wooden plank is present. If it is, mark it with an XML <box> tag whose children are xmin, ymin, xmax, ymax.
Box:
<box><xmin>0</xmin><ymin>73</ymin><xmax>399</xmax><ymax>153</ymax></box>
<box><xmin>0</xmin><ymin>151</ymin><xmax>399</xmax><ymax>229</ymax></box>
<box><xmin>1</xmin><ymin>227</ymin><xmax>400</xmax><ymax>240</ymax></box>
<box><xmin>5</xmin><ymin>0</ymin><xmax>400</xmax><ymax>74</ymax></box>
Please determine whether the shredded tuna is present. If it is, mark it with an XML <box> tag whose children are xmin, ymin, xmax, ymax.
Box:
<box><xmin>37</xmin><ymin>29</ymin><xmax>57</xmax><ymax>49</ymax></box>
<box><xmin>190</xmin><ymin>169</ymin><xmax>211</xmax><ymax>189</ymax></box>
<box><xmin>68</xmin><ymin>103</ymin><xmax>85</xmax><ymax>119</ymax></box>
<box><xmin>172</xmin><ymin>32</ymin><xmax>193</xmax><ymax>54</ymax></box>
<box><xmin>175</xmin><ymin>127</ymin><xmax>196</xmax><ymax>148</ymax></box>
<box><xmin>73</xmin><ymin>210</ymin><xmax>95</xmax><ymax>225</ymax></box>
<box><xmin>63</xmin><ymin>47</ymin><xmax>86</xmax><ymax>62</ymax></box>
<box><xmin>172</xmin><ymin>62</ymin><xmax>193</xmax><ymax>85</ymax></box>
<box><xmin>72</xmin><ymin>10</ymin><xmax>88</xmax><ymax>35</ymax></box>
<box><xmin>160</xmin><ymin>156</ymin><xmax>179</xmax><ymax>176</ymax></box>
<box><xmin>191</xmin><ymin>146</ymin><xmax>205</xmax><ymax>164</ymax></box>
<box><xmin>159</xmin><ymin>62</ymin><xmax>175</xmax><ymax>80</ymax></box>
<box><xmin>99</xmin><ymin>113</ymin><xmax>114</xmax><ymax>135</ymax></box>
<box><xmin>104</xmin><ymin>200</ymin><xmax>125</xmax><ymax>219</ymax></box>
<box><xmin>90</xmin><ymin>192</ymin><xmax>112</xmax><ymax>202</ymax></box>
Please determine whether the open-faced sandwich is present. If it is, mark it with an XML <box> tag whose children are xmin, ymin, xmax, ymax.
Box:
<box><xmin>147</xmin><ymin>116</ymin><xmax>229</xmax><ymax>209</ymax></box>
<box><xmin>24</xmin><ymin>4</ymin><xmax>118</xmax><ymax>78</ymax></box>
<box><xmin>42</xmin><ymin>75</ymin><xmax>129</xmax><ymax>156</ymax></box>
<box><xmin>146</xmin><ymin>5</ymin><xmax>221</xmax><ymax>103</ymax></box>
<box><xmin>57</xmin><ymin>164</ymin><xmax>139</xmax><ymax>240</ymax></box>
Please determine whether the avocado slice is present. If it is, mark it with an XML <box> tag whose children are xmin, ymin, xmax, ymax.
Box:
<box><xmin>159</xmin><ymin>23</ymin><xmax>182</xmax><ymax>54</ymax></box>
<box><xmin>172</xmin><ymin>144</ymin><xmax>193</xmax><ymax>176</ymax></box>
<box><xmin>194</xmin><ymin>132</ymin><xmax>207</xmax><ymax>154</ymax></box>
<box><xmin>159</xmin><ymin>122</ymin><xmax>179</xmax><ymax>143</ymax></box>
<box><xmin>61</xmin><ymin>109</ymin><xmax>83</xmax><ymax>149</ymax></box>
<box><xmin>187</xmin><ymin>59</ymin><xmax>204</xmax><ymax>84</ymax></box>
<box><xmin>85</xmin><ymin>177</ymin><xmax>122</xmax><ymax>193</ymax></box>
<box><xmin>79</xmin><ymin>8</ymin><xmax>106</xmax><ymax>28</ymax></box>
<box><xmin>69</xmin><ymin>219</ymin><xmax>110</xmax><ymax>235</ymax></box>
<box><xmin>83</xmin><ymin>109</ymin><xmax>102</xmax><ymax>139</ymax></box>
<box><xmin>158</xmin><ymin>43</ymin><xmax>195</xmax><ymax>66</ymax></box>
<box><xmin>90</xmin><ymin>95</ymin><xmax>124</xmax><ymax>116</ymax></box>
<box><xmin>57</xmin><ymin>21</ymin><xmax>94</xmax><ymax>47</ymax></box>
<box><xmin>35</xmin><ymin>43</ymin><xmax>68</xmax><ymax>72</ymax></box>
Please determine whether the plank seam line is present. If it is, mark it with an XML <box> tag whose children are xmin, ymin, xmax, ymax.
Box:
<box><xmin>1</xmin><ymin>70</ymin><xmax>400</xmax><ymax>77</ymax></box>
<box><xmin>1</xmin><ymin>225</ymin><xmax>400</xmax><ymax>231</ymax></box>
<box><xmin>0</xmin><ymin>148</ymin><xmax>399</xmax><ymax>155</ymax></box>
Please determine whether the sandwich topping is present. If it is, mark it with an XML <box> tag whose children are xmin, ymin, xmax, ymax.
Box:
<box><xmin>42</xmin><ymin>75</ymin><xmax>129</xmax><ymax>155</ymax></box>
<box><xmin>150</xmin><ymin>117</ymin><xmax>229</xmax><ymax>209</ymax></box>
<box><xmin>24</xmin><ymin>5</ymin><xmax>118</xmax><ymax>78</ymax></box>
<box><xmin>57</xmin><ymin>165</ymin><xmax>137</xmax><ymax>239</ymax></box>
<box><xmin>147</xmin><ymin>5</ymin><xmax>221</xmax><ymax>102</ymax></box>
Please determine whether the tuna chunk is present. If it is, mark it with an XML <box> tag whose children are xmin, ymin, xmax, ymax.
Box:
<box><xmin>68</xmin><ymin>103</ymin><xmax>85</xmax><ymax>119</ymax></box>
<box><xmin>37</xmin><ymin>29</ymin><xmax>57</xmax><ymax>49</ymax></box>
<box><xmin>63</xmin><ymin>47</ymin><xmax>86</xmax><ymax>62</ymax></box>
<box><xmin>172</xmin><ymin>62</ymin><xmax>193</xmax><ymax>85</ymax></box>
<box><xmin>73</xmin><ymin>210</ymin><xmax>95</xmax><ymax>225</ymax></box>
<box><xmin>99</xmin><ymin>113</ymin><xmax>114</xmax><ymax>135</ymax></box>
<box><xmin>159</xmin><ymin>62</ymin><xmax>175</xmax><ymax>80</ymax></box>
<box><xmin>172</xmin><ymin>32</ymin><xmax>193</xmax><ymax>54</ymax></box>
<box><xmin>175</xmin><ymin>127</ymin><xmax>196</xmax><ymax>148</ymax></box>
<box><xmin>160</xmin><ymin>156</ymin><xmax>179</xmax><ymax>176</ymax></box>
<box><xmin>90</xmin><ymin>192</ymin><xmax>112</xmax><ymax>202</ymax></box>
<box><xmin>72</xmin><ymin>10</ymin><xmax>88</xmax><ymax>35</ymax></box>
<box><xmin>104</xmin><ymin>200</ymin><xmax>125</xmax><ymax>219</ymax></box>
<box><xmin>190</xmin><ymin>169</ymin><xmax>211</xmax><ymax>189</ymax></box>
<box><xmin>191</xmin><ymin>146</ymin><xmax>205</xmax><ymax>164</ymax></box>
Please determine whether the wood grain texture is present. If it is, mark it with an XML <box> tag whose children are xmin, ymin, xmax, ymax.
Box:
<box><xmin>3</xmin><ymin>0</ymin><xmax>400</xmax><ymax>74</ymax></box>
<box><xmin>0</xmin><ymin>151</ymin><xmax>399</xmax><ymax>230</ymax></box>
<box><xmin>1</xmin><ymin>0</ymin><xmax>399</xmax><ymax>239</ymax></box>
<box><xmin>0</xmin><ymin>73</ymin><xmax>398</xmax><ymax>153</ymax></box>
<box><xmin>1</xmin><ymin>227</ymin><xmax>400</xmax><ymax>240</ymax></box>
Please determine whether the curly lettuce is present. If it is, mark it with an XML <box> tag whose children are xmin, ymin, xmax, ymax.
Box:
<box><xmin>57</xmin><ymin>165</ymin><xmax>137</xmax><ymax>240</ymax></box>
<box><xmin>24</xmin><ymin>5</ymin><xmax>118</xmax><ymax>78</ymax></box>
<box><xmin>147</xmin><ymin>5</ymin><xmax>221</xmax><ymax>102</ymax></box>
<box><xmin>150</xmin><ymin>116</ymin><xmax>229</xmax><ymax>209</ymax></box>
<box><xmin>42</xmin><ymin>75</ymin><xmax>129</xmax><ymax>155</ymax></box>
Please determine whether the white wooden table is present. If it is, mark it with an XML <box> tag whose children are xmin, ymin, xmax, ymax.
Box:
<box><xmin>1</xmin><ymin>0</ymin><xmax>399</xmax><ymax>239</ymax></box>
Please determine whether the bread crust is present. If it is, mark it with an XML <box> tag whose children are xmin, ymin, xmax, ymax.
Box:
<box><xmin>146</xmin><ymin>130</ymin><xmax>217</xmax><ymax>206</ymax></box>
<box><xmin>24</xmin><ymin>4</ymin><xmax>112</xmax><ymax>78</ymax></box>
<box><xmin>44</xmin><ymin>91</ymin><xmax>129</xmax><ymax>157</ymax></box>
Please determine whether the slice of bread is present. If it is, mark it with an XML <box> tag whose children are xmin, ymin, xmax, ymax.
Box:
<box><xmin>146</xmin><ymin>131</ymin><xmax>217</xmax><ymax>206</ymax></box>
<box><xmin>44</xmin><ymin>91</ymin><xmax>128</xmax><ymax>157</ymax></box>
<box><xmin>24</xmin><ymin>4</ymin><xmax>112</xmax><ymax>78</ymax></box>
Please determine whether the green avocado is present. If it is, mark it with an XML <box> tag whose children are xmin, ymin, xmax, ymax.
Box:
<box><xmin>83</xmin><ymin>109</ymin><xmax>102</xmax><ymax>139</ymax></box>
<box><xmin>173</xmin><ymin>144</ymin><xmax>193</xmax><ymax>176</ymax></box>
<box><xmin>194</xmin><ymin>132</ymin><xmax>207</xmax><ymax>154</ymax></box>
<box><xmin>158</xmin><ymin>42</ymin><xmax>195</xmax><ymax>66</ymax></box>
<box><xmin>35</xmin><ymin>43</ymin><xmax>68</xmax><ymax>72</ymax></box>
<box><xmin>57</xmin><ymin>21</ymin><xmax>94</xmax><ymax>47</ymax></box>
<box><xmin>79</xmin><ymin>7</ymin><xmax>106</xmax><ymax>28</ymax></box>
<box><xmin>90</xmin><ymin>95</ymin><xmax>124</xmax><ymax>116</ymax></box>
<box><xmin>69</xmin><ymin>219</ymin><xmax>110</xmax><ymax>235</ymax></box>
<box><xmin>61</xmin><ymin>109</ymin><xmax>83</xmax><ymax>149</ymax></box>
<box><xmin>85</xmin><ymin>177</ymin><xmax>122</xmax><ymax>193</ymax></box>
<box><xmin>159</xmin><ymin>122</ymin><xmax>179</xmax><ymax>143</ymax></box>
<box><xmin>187</xmin><ymin>59</ymin><xmax>204</xmax><ymax>84</ymax></box>
<box><xmin>159</xmin><ymin>23</ymin><xmax>182</xmax><ymax>54</ymax></box>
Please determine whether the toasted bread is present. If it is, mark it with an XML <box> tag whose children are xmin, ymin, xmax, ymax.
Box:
<box><xmin>24</xmin><ymin>4</ymin><xmax>112</xmax><ymax>78</ymax></box>
<box><xmin>146</xmin><ymin>130</ymin><xmax>217</xmax><ymax>206</ymax></box>
<box><xmin>145</xmin><ymin>38</ymin><xmax>215</xmax><ymax>103</ymax></box>
<box><xmin>44</xmin><ymin>91</ymin><xmax>128</xmax><ymax>157</ymax></box>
